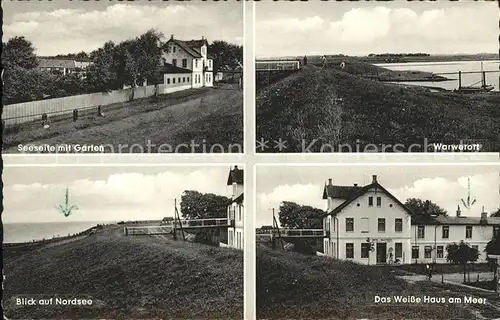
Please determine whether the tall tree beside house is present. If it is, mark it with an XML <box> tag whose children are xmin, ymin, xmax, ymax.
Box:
<box><xmin>208</xmin><ymin>40</ymin><xmax>243</xmax><ymax>72</ymax></box>
<box><xmin>278</xmin><ymin>201</ymin><xmax>324</xmax><ymax>254</ymax></box>
<box><xmin>490</xmin><ymin>208</ymin><xmax>500</xmax><ymax>217</ymax></box>
<box><xmin>485</xmin><ymin>233</ymin><xmax>500</xmax><ymax>284</ymax></box>
<box><xmin>86</xmin><ymin>41</ymin><xmax>120</xmax><ymax>92</ymax></box>
<box><xmin>179</xmin><ymin>190</ymin><xmax>231</xmax><ymax>245</ymax></box>
<box><xmin>404</xmin><ymin>198</ymin><xmax>448</xmax><ymax>220</ymax></box>
<box><xmin>2</xmin><ymin>36</ymin><xmax>47</xmax><ymax>104</ymax></box>
<box><xmin>446</xmin><ymin>241</ymin><xmax>479</xmax><ymax>283</ymax></box>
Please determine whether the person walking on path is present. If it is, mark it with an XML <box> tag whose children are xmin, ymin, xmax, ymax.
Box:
<box><xmin>426</xmin><ymin>264</ymin><xmax>433</xmax><ymax>280</ymax></box>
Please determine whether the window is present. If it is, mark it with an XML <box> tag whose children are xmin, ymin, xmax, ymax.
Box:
<box><xmin>346</xmin><ymin>218</ymin><xmax>354</xmax><ymax>232</ymax></box>
<box><xmin>418</xmin><ymin>225</ymin><xmax>425</xmax><ymax>239</ymax></box>
<box><xmin>361</xmin><ymin>243</ymin><xmax>370</xmax><ymax>258</ymax></box>
<box><xmin>187</xmin><ymin>77</ymin><xmax>190</xmax><ymax>82</ymax></box>
<box><xmin>346</xmin><ymin>243</ymin><xmax>354</xmax><ymax>259</ymax></box>
<box><xmin>424</xmin><ymin>246</ymin><xmax>432</xmax><ymax>258</ymax></box>
<box><xmin>172</xmin><ymin>58</ymin><xmax>177</xmax><ymax>66</ymax></box>
<box><xmin>466</xmin><ymin>226</ymin><xmax>472</xmax><ymax>239</ymax></box>
<box><xmin>412</xmin><ymin>246</ymin><xmax>419</xmax><ymax>259</ymax></box>
<box><xmin>395</xmin><ymin>218</ymin><xmax>403</xmax><ymax>232</ymax></box>
<box><xmin>166</xmin><ymin>46</ymin><xmax>170</xmax><ymax>53</ymax></box>
<box><xmin>442</xmin><ymin>226</ymin><xmax>449</xmax><ymax>239</ymax></box>
<box><xmin>182</xmin><ymin>59</ymin><xmax>187</xmax><ymax>68</ymax></box>
<box><xmin>378</xmin><ymin>218</ymin><xmax>386</xmax><ymax>232</ymax></box>
<box><xmin>437</xmin><ymin>246</ymin><xmax>444</xmax><ymax>258</ymax></box>
<box><xmin>494</xmin><ymin>226</ymin><xmax>500</xmax><ymax>236</ymax></box>
<box><xmin>376</xmin><ymin>197</ymin><xmax>382</xmax><ymax>207</ymax></box>
<box><xmin>368</xmin><ymin>197</ymin><xmax>373</xmax><ymax>207</ymax></box>
<box><xmin>201</xmin><ymin>46</ymin><xmax>206</xmax><ymax>56</ymax></box>
<box><xmin>360</xmin><ymin>217</ymin><xmax>369</xmax><ymax>233</ymax></box>
<box><xmin>395</xmin><ymin>243</ymin><xmax>402</xmax><ymax>258</ymax></box>
<box><xmin>173</xmin><ymin>78</ymin><xmax>176</xmax><ymax>84</ymax></box>
<box><xmin>183</xmin><ymin>77</ymin><xmax>186</xmax><ymax>83</ymax></box>
<box><xmin>195</xmin><ymin>59</ymin><xmax>199</xmax><ymax>68</ymax></box>
<box><xmin>173</xmin><ymin>46</ymin><xmax>176</xmax><ymax>53</ymax></box>
<box><xmin>167</xmin><ymin>78</ymin><xmax>170</xmax><ymax>84</ymax></box>
<box><xmin>325</xmin><ymin>218</ymin><xmax>330</xmax><ymax>232</ymax></box>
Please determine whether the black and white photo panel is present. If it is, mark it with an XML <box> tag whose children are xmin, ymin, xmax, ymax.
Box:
<box><xmin>3</xmin><ymin>164</ymin><xmax>244</xmax><ymax>319</ymax></box>
<box><xmin>255</xmin><ymin>1</ymin><xmax>499</xmax><ymax>153</ymax></box>
<box><xmin>2</xmin><ymin>1</ymin><xmax>243</xmax><ymax>154</ymax></box>
<box><xmin>256</xmin><ymin>164</ymin><xmax>500</xmax><ymax>319</ymax></box>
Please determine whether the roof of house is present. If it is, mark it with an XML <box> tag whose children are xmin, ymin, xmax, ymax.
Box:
<box><xmin>233</xmin><ymin>193</ymin><xmax>244</xmax><ymax>204</ymax></box>
<box><xmin>165</xmin><ymin>38</ymin><xmax>209</xmax><ymax>58</ymax></box>
<box><xmin>38</xmin><ymin>58</ymin><xmax>76</xmax><ymax>69</ymax></box>
<box><xmin>323</xmin><ymin>181</ymin><xmax>414</xmax><ymax>217</ymax></box>
<box><xmin>227</xmin><ymin>166</ymin><xmax>244</xmax><ymax>185</ymax></box>
<box><xmin>414</xmin><ymin>215</ymin><xmax>500</xmax><ymax>226</ymax></box>
<box><xmin>159</xmin><ymin>63</ymin><xmax>192</xmax><ymax>74</ymax></box>
<box><xmin>322</xmin><ymin>184</ymin><xmax>362</xmax><ymax>200</ymax></box>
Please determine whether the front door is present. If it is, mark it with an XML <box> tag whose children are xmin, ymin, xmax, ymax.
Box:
<box><xmin>376</xmin><ymin>243</ymin><xmax>387</xmax><ymax>264</ymax></box>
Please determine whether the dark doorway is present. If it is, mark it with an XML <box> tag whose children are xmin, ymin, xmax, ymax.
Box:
<box><xmin>376</xmin><ymin>243</ymin><xmax>387</xmax><ymax>264</ymax></box>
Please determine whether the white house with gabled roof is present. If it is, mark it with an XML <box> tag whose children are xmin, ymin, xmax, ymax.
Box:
<box><xmin>159</xmin><ymin>35</ymin><xmax>213</xmax><ymax>91</ymax></box>
<box><xmin>225</xmin><ymin>165</ymin><xmax>244</xmax><ymax>250</ymax></box>
<box><xmin>323</xmin><ymin>175</ymin><xmax>413</xmax><ymax>265</ymax></box>
<box><xmin>321</xmin><ymin>175</ymin><xmax>500</xmax><ymax>265</ymax></box>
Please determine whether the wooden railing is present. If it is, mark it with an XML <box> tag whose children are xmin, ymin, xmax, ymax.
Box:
<box><xmin>256</xmin><ymin>228</ymin><xmax>326</xmax><ymax>238</ymax></box>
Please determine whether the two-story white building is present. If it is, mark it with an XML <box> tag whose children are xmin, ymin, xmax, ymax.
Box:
<box><xmin>322</xmin><ymin>175</ymin><xmax>413</xmax><ymax>265</ymax></box>
<box><xmin>226</xmin><ymin>165</ymin><xmax>244</xmax><ymax>250</ymax></box>
<box><xmin>411</xmin><ymin>211</ymin><xmax>500</xmax><ymax>264</ymax></box>
<box><xmin>322</xmin><ymin>175</ymin><xmax>500</xmax><ymax>265</ymax></box>
<box><xmin>159</xmin><ymin>35</ymin><xmax>213</xmax><ymax>93</ymax></box>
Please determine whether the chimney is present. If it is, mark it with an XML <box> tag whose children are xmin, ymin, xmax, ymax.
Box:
<box><xmin>328</xmin><ymin>178</ymin><xmax>332</xmax><ymax>186</ymax></box>
<box><xmin>480</xmin><ymin>206</ymin><xmax>487</xmax><ymax>223</ymax></box>
<box><xmin>456</xmin><ymin>205</ymin><xmax>461</xmax><ymax>217</ymax></box>
<box><xmin>201</xmin><ymin>36</ymin><xmax>205</xmax><ymax>40</ymax></box>
<box><xmin>234</xmin><ymin>165</ymin><xmax>238</xmax><ymax>170</ymax></box>
<box><xmin>354</xmin><ymin>183</ymin><xmax>358</xmax><ymax>187</ymax></box>
<box><xmin>372</xmin><ymin>175</ymin><xmax>377</xmax><ymax>183</ymax></box>
<box><xmin>170</xmin><ymin>34</ymin><xmax>174</xmax><ymax>40</ymax></box>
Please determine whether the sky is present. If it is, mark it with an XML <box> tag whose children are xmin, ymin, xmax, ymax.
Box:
<box><xmin>2</xmin><ymin>1</ymin><xmax>243</xmax><ymax>56</ymax></box>
<box><xmin>256</xmin><ymin>165</ymin><xmax>500</xmax><ymax>227</ymax></box>
<box><xmin>256</xmin><ymin>1</ymin><xmax>498</xmax><ymax>58</ymax></box>
<box><xmin>3</xmin><ymin>165</ymin><xmax>239</xmax><ymax>223</ymax></box>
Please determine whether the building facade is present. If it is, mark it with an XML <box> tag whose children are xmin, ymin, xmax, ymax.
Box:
<box><xmin>38</xmin><ymin>58</ymin><xmax>91</xmax><ymax>78</ymax></box>
<box><xmin>322</xmin><ymin>175</ymin><xmax>500</xmax><ymax>265</ymax></box>
<box><xmin>226</xmin><ymin>166</ymin><xmax>244</xmax><ymax>250</ymax></box>
<box><xmin>160</xmin><ymin>35</ymin><xmax>213</xmax><ymax>93</ymax></box>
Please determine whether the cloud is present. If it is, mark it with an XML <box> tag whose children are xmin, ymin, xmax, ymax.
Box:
<box><xmin>256</xmin><ymin>173</ymin><xmax>499</xmax><ymax>227</ymax></box>
<box><xmin>257</xmin><ymin>4</ymin><xmax>497</xmax><ymax>56</ymax></box>
<box><xmin>4</xmin><ymin>169</ymin><xmax>231</xmax><ymax>223</ymax></box>
<box><xmin>4</xmin><ymin>3</ymin><xmax>242</xmax><ymax>55</ymax></box>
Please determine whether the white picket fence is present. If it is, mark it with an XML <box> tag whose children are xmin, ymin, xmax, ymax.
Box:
<box><xmin>2</xmin><ymin>84</ymin><xmax>165</xmax><ymax>126</ymax></box>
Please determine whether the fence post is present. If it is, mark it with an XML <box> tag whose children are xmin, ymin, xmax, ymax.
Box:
<box><xmin>97</xmin><ymin>105</ymin><xmax>103</xmax><ymax>117</ymax></box>
<box><xmin>72</xmin><ymin>109</ymin><xmax>78</xmax><ymax>122</ymax></box>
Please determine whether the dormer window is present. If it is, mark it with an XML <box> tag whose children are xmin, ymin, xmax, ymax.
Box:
<box><xmin>201</xmin><ymin>46</ymin><xmax>206</xmax><ymax>56</ymax></box>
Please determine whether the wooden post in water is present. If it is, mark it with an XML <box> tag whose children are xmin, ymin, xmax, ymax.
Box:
<box><xmin>458</xmin><ymin>71</ymin><xmax>462</xmax><ymax>89</ymax></box>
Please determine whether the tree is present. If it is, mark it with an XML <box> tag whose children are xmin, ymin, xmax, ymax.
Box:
<box><xmin>278</xmin><ymin>201</ymin><xmax>323</xmax><ymax>229</ymax></box>
<box><xmin>405</xmin><ymin>198</ymin><xmax>447</xmax><ymax>220</ymax></box>
<box><xmin>2</xmin><ymin>36</ymin><xmax>38</xmax><ymax>70</ymax></box>
<box><xmin>490</xmin><ymin>208</ymin><xmax>500</xmax><ymax>217</ymax></box>
<box><xmin>208</xmin><ymin>40</ymin><xmax>243</xmax><ymax>72</ymax></box>
<box><xmin>446</xmin><ymin>241</ymin><xmax>479</xmax><ymax>283</ymax></box>
<box><xmin>486</xmin><ymin>233</ymin><xmax>500</xmax><ymax>284</ymax></box>
<box><xmin>179</xmin><ymin>190</ymin><xmax>231</xmax><ymax>245</ymax></box>
<box><xmin>278</xmin><ymin>201</ymin><xmax>324</xmax><ymax>254</ymax></box>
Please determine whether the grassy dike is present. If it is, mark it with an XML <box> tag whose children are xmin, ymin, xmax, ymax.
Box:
<box><xmin>3</xmin><ymin>225</ymin><xmax>243</xmax><ymax>319</ymax></box>
<box><xmin>256</xmin><ymin>63</ymin><xmax>500</xmax><ymax>152</ymax></box>
<box><xmin>256</xmin><ymin>247</ymin><xmax>481</xmax><ymax>319</ymax></box>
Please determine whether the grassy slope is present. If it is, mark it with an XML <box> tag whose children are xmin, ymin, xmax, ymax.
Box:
<box><xmin>256</xmin><ymin>247</ymin><xmax>476</xmax><ymax>320</ymax></box>
<box><xmin>3</xmin><ymin>86</ymin><xmax>243</xmax><ymax>153</ymax></box>
<box><xmin>4</xmin><ymin>228</ymin><xmax>243</xmax><ymax>319</ymax></box>
<box><xmin>256</xmin><ymin>65</ymin><xmax>500</xmax><ymax>152</ymax></box>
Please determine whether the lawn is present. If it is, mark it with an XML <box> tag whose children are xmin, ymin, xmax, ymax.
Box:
<box><xmin>256</xmin><ymin>64</ymin><xmax>500</xmax><ymax>153</ymax></box>
<box><xmin>257</xmin><ymin>247</ymin><xmax>478</xmax><ymax>319</ymax></box>
<box><xmin>3</xmin><ymin>225</ymin><xmax>244</xmax><ymax>319</ymax></box>
<box><xmin>3</xmin><ymin>86</ymin><xmax>243</xmax><ymax>153</ymax></box>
